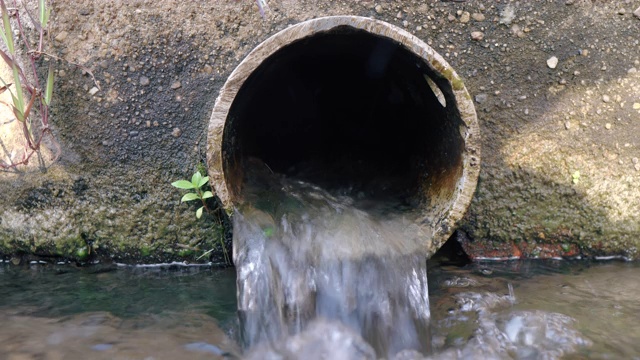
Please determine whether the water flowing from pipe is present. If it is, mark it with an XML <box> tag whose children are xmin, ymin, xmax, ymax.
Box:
<box><xmin>233</xmin><ymin>162</ymin><xmax>432</xmax><ymax>357</ymax></box>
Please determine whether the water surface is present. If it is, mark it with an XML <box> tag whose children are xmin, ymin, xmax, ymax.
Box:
<box><xmin>1</xmin><ymin>259</ymin><xmax>639</xmax><ymax>359</ymax></box>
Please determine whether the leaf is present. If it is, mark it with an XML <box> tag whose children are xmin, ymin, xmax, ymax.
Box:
<box><xmin>181</xmin><ymin>192</ymin><xmax>200</xmax><ymax>202</ymax></box>
<box><xmin>1</xmin><ymin>1</ymin><xmax>14</xmax><ymax>54</ymax></box>
<box><xmin>171</xmin><ymin>180</ymin><xmax>195</xmax><ymax>189</ymax></box>
<box><xmin>191</xmin><ymin>171</ymin><xmax>202</xmax><ymax>188</ymax></box>
<box><xmin>196</xmin><ymin>248</ymin><xmax>214</xmax><ymax>260</ymax></box>
<box><xmin>39</xmin><ymin>0</ymin><xmax>49</xmax><ymax>28</ymax></box>
<box><xmin>263</xmin><ymin>227</ymin><xmax>274</xmax><ymax>238</ymax></box>
<box><xmin>571</xmin><ymin>171</ymin><xmax>580</xmax><ymax>184</ymax></box>
<box><xmin>11</xmin><ymin>64</ymin><xmax>24</xmax><ymax>117</ymax></box>
<box><xmin>44</xmin><ymin>63</ymin><xmax>53</xmax><ymax>106</ymax></box>
<box><xmin>0</xmin><ymin>81</ymin><xmax>11</xmax><ymax>94</ymax></box>
<box><xmin>201</xmin><ymin>191</ymin><xmax>214</xmax><ymax>199</ymax></box>
<box><xmin>198</xmin><ymin>176</ymin><xmax>209</xmax><ymax>188</ymax></box>
<box><xmin>21</xmin><ymin>85</ymin><xmax>37</xmax><ymax>121</ymax></box>
<box><xmin>196</xmin><ymin>206</ymin><xmax>203</xmax><ymax>219</ymax></box>
<box><xmin>11</xmin><ymin>104</ymin><xmax>23</xmax><ymax>122</ymax></box>
<box><xmin>0</xmin><ymin>49</ymin><xmax>14</xmax><ymax>69</ymax></box>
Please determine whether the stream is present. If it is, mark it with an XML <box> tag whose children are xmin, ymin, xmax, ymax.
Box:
<box><xmin>0</xmin><ymin>259</ymin><xmax>638</xmax><ymax>358</ymax></box>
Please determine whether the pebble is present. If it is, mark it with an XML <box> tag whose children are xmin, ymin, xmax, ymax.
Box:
<box><xmin>618</xmin><ymin>9</ymin><xmax>626</xmax><ymax>15</ymax></box>
<box><xmin>88</xmin><ymin>87</ymin><xmax>99</xmax><ymax>96</ymax></box>
<box><xmin>628</xmin><ymin>67</ymin><xmax>637</xmax><ymax>74</ymax></box>
<box><xmin>475</xmin><ymin>93</ymin><xmax>488</xmax><ymax>104</ymax></box>
<box><xmin>635</xmin><ymin>6</ymin><xmax>640</xmax><ymax>19</ymax></box>
<box><xmin>499</xmin><ymin>5</ymin><xmax>516</xmax><ymax>25</ymax></box>
<box><xmin>171</xmin><ymin>81</ymin><xmax>182</xmax><ymax>89</ymax></box>
<box><xmin>471</xmin><ymin>31</ymin><xmax>484</xmax><ymax>41</ymax></box>
<box><xmin>375</xmin><ymin>5</ymin><xmax>382</xmax><ymax>14</ymax></box>
<box><xmin>448</xmin><ymin>14</ymin><xmax>455</xmax><ymax>22</ymax></box>
<box><xmin>460</xmin><ymin>11</ymin><xmax>470</xmax><ymax>23</ymax></box>
<box><xmin>203</xmin><ymin>64</ymin><xmax>213</xmax><ymax>74</ymax></box>
<box><xmin>54</xmin><ymin>31</ymin><xmax>69</xmax><ymax>42</ymax></box>
<box><xmin>172</xmin><ymin>127</ymin><xmax>182</xmax><ymax>137</ymax></box>
<box><xmin>472</xmin><ymin>13</ymin><xmax>485</xmax><ymax>21</ymax></box>
<box><xmin>547</xmin><ymin>56</ymin><xmax>558</xmax><ymax>69</ymax></box>
<box><xmin>602</xmin><ymin>95</ymin><xmax>610</xmax><ymax>103</ymax></box>
<box><xmin>633</xmin><ymin>103</ymin><xmax>640</xmax><ymax>110</ymax></box>
<box><xmin>605</xmin><ymin>123</ymin><xmax>612</xmax><ymax>130</ymax></box>
<box><xmin>139</xmin><ymin>76</ymin><xmax>150</xmax><ymax>86</ymax></box>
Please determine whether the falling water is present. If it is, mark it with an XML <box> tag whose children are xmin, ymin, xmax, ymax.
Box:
<box><xmin>233</xmin><ymin>162</ymin><xmax>432</xmax><ymax>357</ymax></box>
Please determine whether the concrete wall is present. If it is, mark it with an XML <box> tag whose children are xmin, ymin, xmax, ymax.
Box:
<box><xmin>0</xmin><ymin>0</ymin><xmax>638</xmax><ymax>263</ymax></box>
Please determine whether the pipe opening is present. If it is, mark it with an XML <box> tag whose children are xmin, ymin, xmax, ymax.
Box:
<box><xmin>224</xmin><ymin>26</ymin><xmax>464</xmax><ymax>211</ymax></box>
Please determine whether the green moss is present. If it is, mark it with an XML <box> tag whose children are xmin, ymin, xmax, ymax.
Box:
<box><xmin>140</xmin><ymin>245</ymin><xmax>151</xmax><ymax>257</ymax></box>
<box><xmin>178</xmin><ymin>249</ymin><xmax>194</xmax><ymax>258</ymax></box>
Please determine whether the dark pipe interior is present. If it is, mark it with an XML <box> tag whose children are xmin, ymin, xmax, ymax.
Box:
<box><xmin>225</xmin><ymin>26</ymin><xmax>463</xmax><ymax>207</ymax></box>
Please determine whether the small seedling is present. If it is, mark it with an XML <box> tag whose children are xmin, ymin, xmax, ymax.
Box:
<box><xmin>171</xmin><ymin>171</ymin><xmax>213</xmax><ymax>219</ymax></box>
<box><xmin>571</xmin><ymin>171</ymin><xmax>580</xmax><ymax>184</ymax></box>
<box><xmin>171</xmin><ymin>171</ymin><xmax>230</xmax><ymax>265</ymax></box>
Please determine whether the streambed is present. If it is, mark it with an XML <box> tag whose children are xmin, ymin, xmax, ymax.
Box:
<box><xmin>0</xmin><ymin>260</ymin><xmax>637</xmax><ymax>359</ymax></box>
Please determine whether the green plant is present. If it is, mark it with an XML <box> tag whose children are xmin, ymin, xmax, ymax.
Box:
<box><xmin>171</xmin><ymin>171</ymin><xmax>214</xmax><ymax>219</ymax></box>
<box><xmin>0</xmin><ymin>0</ymin><xmax>59</xmax><ymax>169</ymax></box>
<box><xmin>171</xmin><ymin>170</ymin><xmax>230</xmax><ymax>264</ymax></box>
<box><xmin>571</xmin><ymin>170</ymin><xmax>580</xmax><ymax>184</ymax></box>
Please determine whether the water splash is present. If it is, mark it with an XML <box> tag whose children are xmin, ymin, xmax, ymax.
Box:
<box><xmin>234</xmin><ymin>171</ymin><xmax>431</xmax><ymax>357</ymax></box>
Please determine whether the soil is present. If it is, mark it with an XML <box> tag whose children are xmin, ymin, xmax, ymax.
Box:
<box><xmin>0</xmin><ymin>0</ymin><xmax>639</xmax><ymax>263</ymax></box>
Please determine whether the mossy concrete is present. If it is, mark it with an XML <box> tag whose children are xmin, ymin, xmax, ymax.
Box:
<box><xmin>1</xmin><ymin>0</ymin><xmax>639</xmax><ymax>263</ymax></box>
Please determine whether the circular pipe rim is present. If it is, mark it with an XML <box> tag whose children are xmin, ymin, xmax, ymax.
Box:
<box><xmin>207</xmin><ymin>15</ymin><xmax>480</xmax><ymax>251</ymax></box>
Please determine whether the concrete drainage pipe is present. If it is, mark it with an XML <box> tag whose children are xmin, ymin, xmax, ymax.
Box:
<box><xmin>206</xmin><ymin>16</ymin><xmax>480</xmax><ymax>255</ymax></box>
